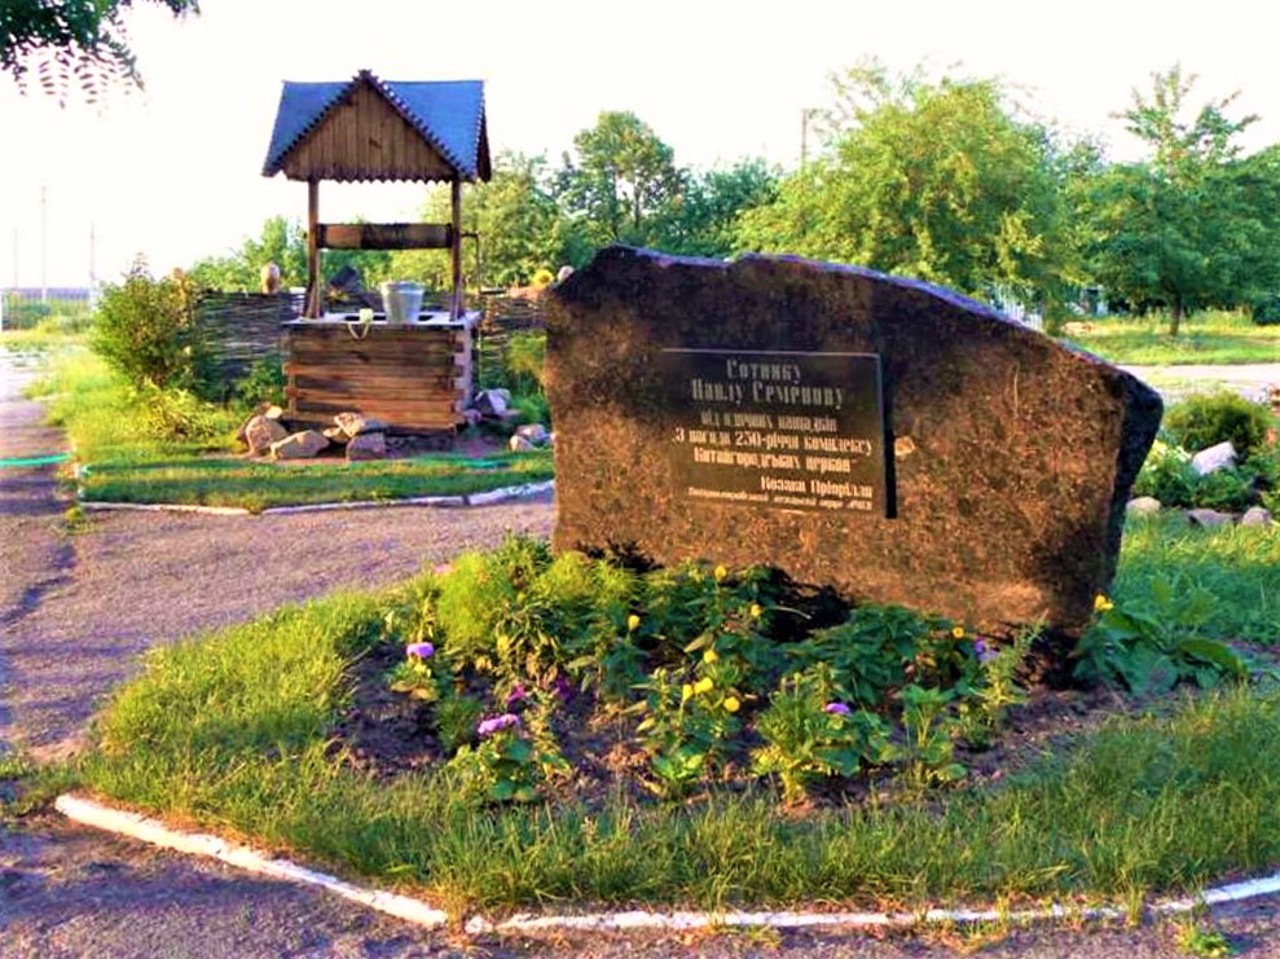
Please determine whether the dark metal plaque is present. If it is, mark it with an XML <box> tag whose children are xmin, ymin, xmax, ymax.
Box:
<box><xmin>660</xmin><ymin>349</ymin><xmax>889</xmax><ymax>516</ymax></box>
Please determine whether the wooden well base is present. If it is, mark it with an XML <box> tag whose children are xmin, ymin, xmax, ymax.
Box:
<box><xmin>283</xmin><ymin>315</ymin><xmax>474</xmax><ymax>434</ymax></box>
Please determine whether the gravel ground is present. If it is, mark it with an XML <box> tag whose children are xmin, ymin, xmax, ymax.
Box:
<box><xmin>3</xmin><ymin>356</ymin><xmax>1280</xmax><ymax>957</ymax></box>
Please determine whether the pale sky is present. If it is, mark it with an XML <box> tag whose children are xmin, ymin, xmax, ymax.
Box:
<box><xmin>3</xmin><ymin>0</ymin><xmax>1278</xmax><ymax>287</ymax></box>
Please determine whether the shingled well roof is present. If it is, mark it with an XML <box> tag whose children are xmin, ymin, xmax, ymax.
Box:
<box><xmin>262</xmin><ymin>71</ymin><xmax>488</xmax><ymax>181</ymax></box>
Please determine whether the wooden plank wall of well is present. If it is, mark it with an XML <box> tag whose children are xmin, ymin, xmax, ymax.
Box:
<box><xmin>283</xmin><ymin>324</ymin><xmax>470</xmax><ymax>433</ymax></box>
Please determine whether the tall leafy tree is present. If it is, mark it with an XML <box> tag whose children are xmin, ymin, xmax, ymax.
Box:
<box><xmin>736</xmin><ymin>65</ymin><xmax>1074</xmax><ymax>307</ymax></box>
<box><xmin>659</xmin><ymin>158</ymin><xmax>781</xmax><ymax>258</ymax></box>
<box><xmin>557</xmin><ymin>111</ymin><xmax>683</xmax><ymax>247</ymax></box>
<box><xmin>1088</xmin><ymin>65</ymin><xmax>1263</xmax><ymax>332</ymax></box>
<box><xmin>1</xmin><ymin>0</ymin><xmax>198</xmax><ymax>101</ymax></box>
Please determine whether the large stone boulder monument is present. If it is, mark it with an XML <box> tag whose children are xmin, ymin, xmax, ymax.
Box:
<box><xmin>546</xmin><ymin>247</ymin><xmax>1162</xmax><ymax>633</ymax></box>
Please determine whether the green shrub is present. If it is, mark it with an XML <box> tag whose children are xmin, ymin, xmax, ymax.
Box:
<box><xmin>1250</xmin><ymin>292</ymin><xmax>1280</xmax><ymax>326</ymax></box>
<box><xmin>1163</xmin><ymin>392</ymin><xmax>1276</xmax><ymax>459</ymax></box>
<box><xmin>231</xmin><ymin>356</ymin><xmax>286</xmax><ymax>410</ymax></box>
<box><xmin>91</xmin><ymin>261</ymin><xmax>212</xmax><ymax>394</ymax></box>
<box><xmin>1132</xmin><ymin>439</ymin><xmax>1198</xmax><ymax>507</ymax></box>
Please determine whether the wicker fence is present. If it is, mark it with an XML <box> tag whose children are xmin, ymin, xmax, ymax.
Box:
<box><xmin>476</xmin><ymin>290</ymin><xmax>548</xmax><ymax>388</ymax></box>
<box><xmin>196</xmin><ymin>292</ymin><xmax>303</xmax><ymax>389</ymax></box>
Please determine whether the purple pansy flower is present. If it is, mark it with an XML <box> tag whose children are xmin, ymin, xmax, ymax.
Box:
<box><xmin>550</xmin><ymin>674</ymin><xmax>574</xmax><ymax>703</ymax></box>
<box><xmin>824</xmin><ymin>702</ymin><xmax>852</xmax><ymax>716</ymax></box>
<box><xmin>406</xmin><ymin>642</ymin><xmax>435</xmax><ymax>659</ymax></box>
<box><xmin>476</xmin><ymin>713</ymin><xmax>522</xmax><ymax>738</ymax></box>
<box><xmin>505</xmin><ymin>683</ymin><xmax>528</xmax><ymax>708</ymax></box>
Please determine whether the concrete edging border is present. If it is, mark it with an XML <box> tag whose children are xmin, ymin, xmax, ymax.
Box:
<box><xmin>77</xmin><ymin>480</ymin><xmax>555</xmax><ymax>517</ymax></box>
<box><xmin>55</xmin><ymin>793</ymin><xmax>1280</xmax><ymax>937</ymax></box>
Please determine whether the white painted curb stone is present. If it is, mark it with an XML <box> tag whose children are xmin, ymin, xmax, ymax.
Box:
<box><xmin>55</xmin><ymin>793</ymin><xmax>1280</xmax><ymax>937</ymax></box>
<box><xmin>77</xmin><ymin>481</ymin><xmax>554</xmax><ymax>517</ymax></box>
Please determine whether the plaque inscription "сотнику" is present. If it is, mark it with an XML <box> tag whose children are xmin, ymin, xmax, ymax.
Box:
<box><xmin>660</xmin><ymin>349</ymin><xmax>890</xmax><ymax>516</ymax></box>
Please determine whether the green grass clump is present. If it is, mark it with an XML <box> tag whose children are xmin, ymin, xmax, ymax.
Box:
<box><xmin>1115</xmin><ymin>515</ymin><xmax>1280</xmax><ymax>643</ymax></box>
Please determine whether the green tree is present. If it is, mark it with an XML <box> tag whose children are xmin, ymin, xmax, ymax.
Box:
<box><xmin>1</xmin><ymin>0</ymin><xmax>198</xmax><ymax>101</ymax></box>
<box><xmin>659</xmin><ymin>158</ymin><xmax>780</xmax><ymax>258</ymax></box>
<box><xmin>189</xmin><ymin>216</ymin><xmax>307</xmax><ymax>292</ymax></box>
<box><xmin>557</xmin><ymin>111</ymin><xmax>683</xmax><ymax>247</ymax></box>
<box><xmin>736</xmin><ymin>65</ymin><xmax>1075</xmax><ymax>306</ymax></box>
<box><xmin>1088</xmin><ymin>65</ymin><xmax>1262</xmax><ymax>333</ymax></box>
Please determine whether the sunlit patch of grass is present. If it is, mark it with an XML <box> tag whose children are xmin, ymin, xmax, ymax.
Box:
<box><xmin>1064</xmin><ymin>311</ymin><xmax>1280</xmax><ymax>366</ymax></box>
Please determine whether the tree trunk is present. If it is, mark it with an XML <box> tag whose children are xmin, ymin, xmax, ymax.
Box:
<box><xmin>1169</xmin><ymin>300</ymin><xmax>1184</xmax><ymax>336</ymax></box>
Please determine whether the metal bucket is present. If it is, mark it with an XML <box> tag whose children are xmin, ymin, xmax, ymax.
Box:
<box><xmin>380</xmin><ymin>281</ymin><xmax>425</xmax><ymax>325</ymax></box>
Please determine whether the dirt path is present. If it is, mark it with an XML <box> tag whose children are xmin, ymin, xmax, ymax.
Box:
<box><xmin>3</xmin><ymin>355</ymin><xmax>1280</xmax><ymax>957</ymax></box>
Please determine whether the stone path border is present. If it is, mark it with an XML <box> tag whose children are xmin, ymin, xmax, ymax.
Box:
<box><xmin>56</xmin><ymin>793</ymin><xmax>1280</xmax><ymax>938</ymax></box>
<box><xmin>77</xmin><ymin>480</ymin><xmax>555</xmax><ymax>516</ymax></box>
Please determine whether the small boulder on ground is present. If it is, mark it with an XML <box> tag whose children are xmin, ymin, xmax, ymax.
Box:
<box><xmin>346</xmin><ymin>431</ymin><xmax>388</xmax><ymax>461</ymax></box>
<box><xmin>323</xmin><ymin>426</ymin><xmax>350</xmax><ymax>445</ymax></box>
<box><xmin>1186</xmin><ymin>508</ymin><xmax>1234</xmax><ymax>529</ymax></box>
<box><xmin>1191</xmin><ymin>441</ymin><xmax>1236</xmax><ymax>476</ymax></box>
<box><xmin>270</xmin><ymin>430</ymin><xmax>329</xmax><ymax>460</ymax></box>
<box><xmin>1241</xmin><ymin>506</ymin><xmax>1274</xmax><ymax>527</ymax></box>
<box><xmin>509</xmin><ymin>434</ymin><xmax>536</xmax><ymax>452</ymax></box>
<box><xmin>515</xmin><ymin>423</ymin><xmax>551</xmax><ymax>447</ymax></box>
<box><xmin>475</xmin><ymin>389</ymin><xmax>512</xmax><ymax>417</ymax></box>
<box><xmin>1126</xmin><ymin>496</ymin><xmax>1163</xmax><ymax>516</ymax></box>
<box><xmin>243</xmin><ymin>415</ymin><xmax>289</xmax><ymax>456</ymax></box>
<box><xmin>333</xmin><ymin>411</ymin><xmax>386</xmax><ymax>439</ymax></box>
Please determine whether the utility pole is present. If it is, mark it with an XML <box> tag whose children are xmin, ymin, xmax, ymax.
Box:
<box><xmin>40</xmin><ymin>184</ymin><xmax>48</xmax><ymax>303</ymax></box>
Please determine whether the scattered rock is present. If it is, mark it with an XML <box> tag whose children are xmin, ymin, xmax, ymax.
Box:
<box><xmin>333</xmin><ymin>412</ymin><xmax>386</xmax><ymax>438</ymax></box>
<box><xmin>263</xmin><ymin>404</ymin><xmax>285</xmax><ymax>420</ymax></box>
<box><xmin>475</xmin><ymin>389</ymin><xmax>511</xmax><ymax>417</ymax></box>
<box><xmin>1191</xmin><ymin>441</ymin><xmax>1236</xmax><ymax>476</ymax></box>
<box><xmin>1186</xmin><ymin>508</ymin><xmax>1234</xmax><ymax>529</ymax></box>
<box><xmin>243</xmin><ymin>415</ymin><xmax>289</xmax><ymax>456</ymax></box>
<box><xmin>1240</xmin><ymin>506</ymin><xmax>1274</xmax><ymax>527</ymax></box>
<box><xmin>515</xmin><ymin>423</ymin><xmax>551</xmax><ymax>446</ymax></box>
<box><xmin>1126</xmin><ymin>496</ymin><xmax>1163</xmax><ymax>516</ymax></box>
<box><xmin>509</xmin><ymin>435</ymin><xmax>536</xmax><ymax>452</ymax></box>
<box><xmin>323</xmin><ymin>426</ymin><xmax>350</xmax><ymax>444</ymax></box>
<box><xmin>346</xmin><ymin>431</ymin><xmax>388</xmax><ymax>461</ymax></box>
<box><xmin>461</xmin><ymin>408</ymin><xmax>484</xmax><ymax>428</ymax></box>
<box><xmin>235</xmin><ymin>404</ymin><xmax>287</xmax><ymax>447</ymax></box>
<box><xmin>270</xmin><ymin>430</ymin><xmax>329</xmax><ymax>460</ymax></box>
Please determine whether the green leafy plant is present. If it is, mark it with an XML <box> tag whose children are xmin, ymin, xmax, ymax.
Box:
<box><xmin>447</xmin><ymin>712</ymin><xmax>548</xmax><ymax>804</ymax></box>
<box><xmin>1073</xmin><ymin>587</ymin><xmax>1247</xmax><ymax>694</ymax></box>
<box><xmin>788</xmin><ymin>604</ymin><xmax>952</xmax><ymax>708</ymax></box>
<box><xmin>1163</xmin><ymin>391</ymin><xmax>1276</xmax><ymax>459</ymax></box>
<box><xmin>898</xmin><ymin>684</ymin><xmax>967</xmax><ymax>788</ymax></box>
<box><xmin>385</xmin><ymin>642</ymin><xmax>442</xmax><ymax>702</ymax></box>
<box><xmin>1133</xmin><ymin>438</ymin><xmax>1199</xmax><ymax>507</ymax></box>
<box><xmin>432</xmin><ymin>691</ymin><xmax>487</xmax><ymax>755</ymax></box>
<box><xmin>752</xmin><ymin>669</ymin><xmax>893</xmax><ymax>804</ymax></box>
<box><xmin>91</xmin><ymin>259</ymin><xmax>212</xmax><ymax>394</ymax></box>
<box><xmin>634</xmin><ymin>667</ymin><xmax>736</xmax><ymax>799</ymax></box>
<box><xmin>958</xmin><ymin>628</ymin><xmax>1036</xmax><ymax>745</ymax></box>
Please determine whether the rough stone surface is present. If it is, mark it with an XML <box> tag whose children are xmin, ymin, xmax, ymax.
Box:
<box><xmin>322</xmin><ymin>425</ymin><xmax>350</xmax><ymax>444</ymax></box>
<box><xmin>546</xmin><ymin>247</ymin><xmax>1163</xmax><ymax>633</ymax></box>
<box><xmin>1241</xmin><ymin>506</ymin><xmax>1274</xmax><ymax>527</ymax></box>
<box><xmin>333</xmin><ymin>411</ymin><xmax>386</xmax><ymax>439</ymax></box>
<box><xmin>243</xmin><ymin>414</ymin><xmax>289</xmax><ymax>456</ymax></box>
<box><xmin>1126</xmin><ymin>496</ymin><xmax>1163</xmax><ymax>515</ymax></box>
<box><xmin>1191</xmin><ymin>440</ymin><xmax>1236</xmax><ymax>476</ymax></box>
<box><xmin>1186</xmin><ymin>508</ymin><xmax>1235</xmax><ymax>529</ymax></box>
<box><xmin>516</xmin><ymin>423</ymin><xmax>551</xmax><ymax>446</ymax></box>
<box><xmin>345</xmin><ymin>430</ymin><xmax>388</xmax><ymax>461</ymax></box>
<box><xmin>270</xmin><ymin>430</ymin><xmax>329</xmax><ymax>460</ymax></box>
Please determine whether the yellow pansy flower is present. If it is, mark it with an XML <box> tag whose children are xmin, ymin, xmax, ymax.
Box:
<box><xmin>951</xmin><ymin>626</ymin><xmax>966</xmax><ymax>639</ymax></box>
<box><xmin>1094</xmin><ymin>594</ymin><xmax>1114</xmax><ymax>612</ymax></box>
<box><xmin>681</xmin><ymin>683</ymin><xmax>693</xmax><ymax>703</ymax></box>
<box><xmin>714</xmin><ymin>564</ymin><xmax>728</xmax><ymax>582</ymax></box>
<box><xmin>627</xmin><ymin>613</ymin><xmax>641</xmax><ymax>632</ymax></box>
<box><xmin>703</xmin><ymin>647</ymin><xmax>718</xmax><ymax>665</ymax></box>
<box><xmin>694</xmin><ymin>677</ymin><xmax>714</xmax><ymax>695</ymax></box>
<box><xmin>749</xmin><ymin>603</ymin><xmax>763</xmax><ymax>619</ymax></box>
<box><xmin>723</xmin><ymin>696</ymin><xmax>741</xmax><ymax>714</ymax></box>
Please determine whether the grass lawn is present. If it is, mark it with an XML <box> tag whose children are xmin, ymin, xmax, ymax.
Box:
<box><xmin>1063</xmin><ymin>311</ymin><xmax>1280</xmax><ymax>366</ymax></box>
<box><xmin>26</xmin><ymin>345</ymin><xmax>553</xmax><ymax>510</ymax></box>
<box><xmin>50</xmin><ymin>517</ymin><xmax>1280</xmax><ymax>918</ymax></box>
